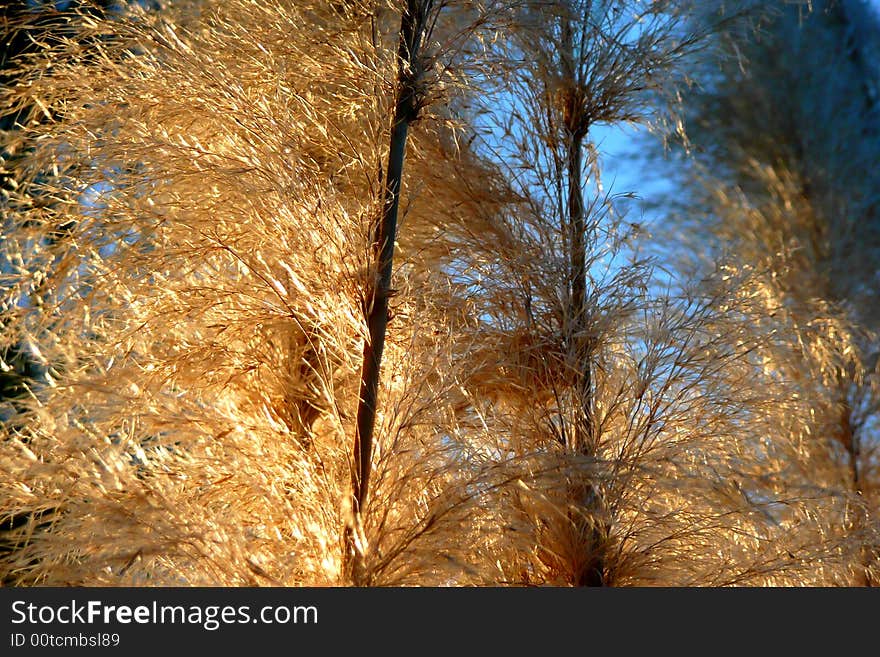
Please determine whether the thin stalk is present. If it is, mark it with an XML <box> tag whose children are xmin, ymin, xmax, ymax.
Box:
<box><xmin>561</xmin><ymin>10</ymin><xmax>604</xmax><ymax>586</ymax></box>
<box><xmin>567</xmin><ymin>130</ymin><xmax>592</xmax><ymax>452</ymax></box>
<box><xmin>560</xmin><ymin>13</ymin><xmax>592</xmax><ymax>453</ymax></box>
<box><xmin>346</xmin><ymin>0</ymin><xmax>431</xmax><ymax>585</ymax></box>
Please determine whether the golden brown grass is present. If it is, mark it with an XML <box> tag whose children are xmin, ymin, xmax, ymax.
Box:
<box><xmin>0</xmin><ymin>0</ymin><xmax>875</xmax><ymax>587</ymax></box>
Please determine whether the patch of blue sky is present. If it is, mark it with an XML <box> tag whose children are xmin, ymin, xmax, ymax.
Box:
<box><xmin>78</xmin><ymin>179</ymin><xmax>128</xmax><ymax>260</ymax></box>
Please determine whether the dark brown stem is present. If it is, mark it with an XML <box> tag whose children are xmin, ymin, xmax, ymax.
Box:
<box><xmin>346</xmin><ymin>0</ymin><xmax>430</xmax><ymax>585</ymax></box>
<box><xmin>561</xmin><ymin>13</ymin><xmax>604</xmax><ymax>587</ymax></box>
<box><xmin>567</xmin><ymin>130</ymin><xmax>593</xmax><ymax>454</ymax></box>
<box><xmin>560</xmin><ymin>15</ymin><xmax>592</xmax><ymax>454</ymax></box>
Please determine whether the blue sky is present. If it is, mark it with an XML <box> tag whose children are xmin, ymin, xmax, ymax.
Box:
<box><xmin>591</xmin><ymin>0</ymin><xmax>880</xmax><ymax>249</ymax></box>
